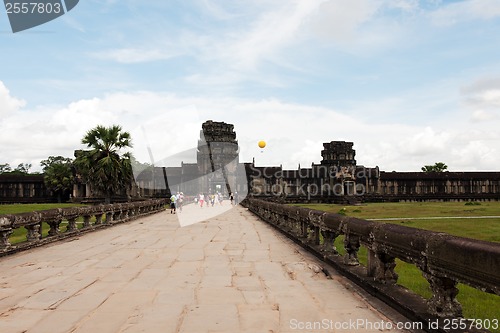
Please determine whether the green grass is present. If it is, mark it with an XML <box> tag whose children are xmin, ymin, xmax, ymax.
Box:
<box><xmin>1</xmin><ymin>203</ymin><xmax>88</xmax><ymax>244</ymax></box>
<box><xmin>297</xmin><ymin>202</ymin><xmax>500</xmax><ymax>332</ymax></box>
<box><xmin>294</xmin><ymin>202</ymin><xmax>500</xmax><ymax>242</ymax></box>
<box><xmin>0</xmin><ymin>203</ymin><xmax>87</xmax><ymax>215</ymax></box>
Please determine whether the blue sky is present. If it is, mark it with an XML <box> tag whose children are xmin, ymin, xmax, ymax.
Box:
<box><xmin>1</xmin><ymin>0</ymin><xmax>500</xmax><ymax>172</ymax></box>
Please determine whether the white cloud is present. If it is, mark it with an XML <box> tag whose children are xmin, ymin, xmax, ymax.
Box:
<box><xmin>429</xmin><ymin>0</ymin><xmax>500</xmax><ymax>26</ymax></box>
<box><xmin>1</xmin><ymin>82</ymin><xmax>499</xmax><ymax>172</ymax></box>
<box><xmin>398</xmin><ymin>127</ymin><xmax>451</xmax><ymax>156</ymax></box>
<box><xmin>461</xmin><ymin>77</ymin><xmax>500</xmax><ymax>122</ymax></box>
<box><xmin>214</xmin><ymin>1</ymin><xmax>322</xmax><ymax>70</ymax></box>
<box><xmin>466</xmin><ymin>89</ymin><xmax>500</xmax><ymax>108</ymax></box>
<box><xmin>0</xmin><ymin>81</ymin><xmax>26</xmax><ymax>119</ymax></box>
<box><xmin>470</xmin><ymin>109</ymin><xmax>497</xmax><ymax>122</ymax></box>
<box><xmin>451</xmin><ymin>139</ymin><xmax>499</xmax><ymax>170</ymax></box>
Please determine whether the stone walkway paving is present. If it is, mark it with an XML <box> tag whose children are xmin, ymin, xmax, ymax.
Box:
<box><xmin>0</xmin><ymin>204</ymin><xmax>412</xmax><ymax>333</ymax></box>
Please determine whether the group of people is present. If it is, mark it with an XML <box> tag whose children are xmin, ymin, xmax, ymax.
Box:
<box><xmin>194</xmin><ymin>192</ymin><xmax>223</xmax><ymax>208</ymax></box>
<box><xmin>169</xmin><ymin>191</ymin><xmax>240</xmax><ymax>213</ymax></box>
<box><xmin>194</xmin><ymin>192</ymin><xmax>239</xmax><ymax>208</ymax></box>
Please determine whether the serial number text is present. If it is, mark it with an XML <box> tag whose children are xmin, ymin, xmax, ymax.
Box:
<box><xmin>441</xmin><ymin>318</ymin><xmax>499</xmax><ymax>331</ymax></box>
<box><xmin>5</xmin><ymin>2</ymin><xmax>62</xmax><ymax>14</ymax></box>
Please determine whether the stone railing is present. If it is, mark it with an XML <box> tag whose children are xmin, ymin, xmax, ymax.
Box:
<box><xmin>0</xmin><ymin>199</ymin><xmax>167</xmax><ymax>256</ymax></box>
<box><xmin>244</xmin><ymin>198</ymin><xmax>500</xmax><ymax>332</ymax></box>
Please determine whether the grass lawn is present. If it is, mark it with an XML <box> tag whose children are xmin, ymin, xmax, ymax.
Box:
<box><xmin>294</xmin><ymin>201</ymin><xmax>500</xmax><ymax>332</ymax></box>
<box><xmin>0</xmin><ymin>203</ymin><xmax>87</xmax><ymax>215</ymax></box>
<box><xmin>295</xmin><ymin>201</ymin><xmax>500</xmax><ymax>242</ymax></box>
<box><xmin>0</xmin><ymin>203</ymin><xmax>88</xmax><ymax>244</ymax></box>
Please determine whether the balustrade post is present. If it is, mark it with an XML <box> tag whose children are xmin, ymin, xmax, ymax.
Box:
<box><xmin>368</xmin><ymin>251</ymin><xmax>398</xmax><ymax>284</ymax></box>
<box><xmin>343</xmin><ymin>233</ymin><xmax>360</xmax><ymax>266</ymax></box>
<box><xmin>113</xmin><ymin>210</ymin><xmax>121</xmax><ymax>222</ymax></box>
<box><xmin>83</xmin><ymin>215</ymin><xmax>91</xmax><ymax>228</ymax></box>
<box><xmin>66</xmin><ymin>217</ymin><xmax>78</xmax><ymax>232</ymax></box>
<box><xmin>47</xmin><ymin>219</ymin><xmax>62</xmax><ymax>236</ymax></box>
<box><xmin>307</xmin><ymin>226</ymin><xmax>320</xmax><ymax>245</ymax></box>
<box><xmin>291</xmin><ymin>218</ymin><xmax>300</xmax><ymax>235</ymax></box>
<box><xmin>290</xmin><ymin>218</ymin><xmax>297</xmax><ymax>234</ymax></box>
<box><xmin>423</xmin><ymin>272</ymin><xmax>462</xmax><ymax>317</ymax></box>
<box><xmin>105</xmin><ymin>212</ymin><xmax>113</xmax><ymax>224</ymax></box>
<box><xmin>320</xmin><ymin>230</ymin><xmax>338</xmax><ymax>255</ymax></box>
<box><xmin>25</xmin><ymin>224</ymin><xmax>41</xmax><ymax>242</ymax></box>
<box><xmin>94</xmin><ymin>213</ymin><xmax>103</xmax><ymax>225</ymax></box>
<box><xmin>300</xmin><ymin>221</ymin><xmax>308</xmax><ymax>238</ymax></box>
<box><xmin>0</xmin><ymin>228</ymin><xmax>13</xmax><ymax>250</ymax></box>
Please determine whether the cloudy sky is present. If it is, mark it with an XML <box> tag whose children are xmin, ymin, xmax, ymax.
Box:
<box><xmin>1</xmin><ymin>0</ymin><xmax>500</xmax><ymax>172</ymax></box>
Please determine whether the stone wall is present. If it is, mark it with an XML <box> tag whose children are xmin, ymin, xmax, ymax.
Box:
<box><xmin>0</xmin><ymin>199</ymin><xmax>167</xmax><ymax>257</ymax></box>
<box><xmin>243</xmin><ymin>198</ymin><xmax>499</xmax><ymax>332</ymax></box>
<box><xmin>0</xmin><ymin>174</ymin><xmax>55</xmax><ymax>203</ymax></box>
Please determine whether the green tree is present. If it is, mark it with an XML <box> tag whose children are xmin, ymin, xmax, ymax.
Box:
<box><xmin>74</xmin><ymin>125</ymin><xmax>133</xmax><ymax>203</ymax></box>
<box><xmin>0</xmin><ymin>163</ymin><xmax>31</xmax><ymax>175</ymax></box>
<box><xmin>0</xmin><ymin>163</ymin><xmax>12</xmax><ymax>174</ymax></box>
<box><xmin>421</xmin><ymin>162</ymin><xmax>448</xmax><ymax>172</ymax></box>
<box><xmin>40</xmin><ymin>156</ymin><xmax>74</xmax><ymax>203</ymax></box>
<box><xmin>14</xmin><ymin>163</ymin><xmax>32</xmax><ymax>174</ymax></box>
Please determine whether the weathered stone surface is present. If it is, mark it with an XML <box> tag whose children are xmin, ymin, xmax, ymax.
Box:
<box><xmin>0</xmin><ymin>204</ymin><xmax>407</xmax><ymax>333</ymax></box>
<box><xmin>0</xmin><ymin>199</ymin><xmax>166</xmax><ymax>254</ymax></box>
<box><xmin>245</xmin><ymin>197</ymin><xmax>500</xmax><ymax>326</ymax></box>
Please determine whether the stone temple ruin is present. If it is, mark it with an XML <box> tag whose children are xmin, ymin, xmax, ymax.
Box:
<box><xmin>2</xmin><ymin>119</ymin><xmax>500</xmax><ymax>203</ymax></box>
<box><xmin>131</xmin><ymin>120</ymin><xmax>500</xmax><ymax>203</ymax></box>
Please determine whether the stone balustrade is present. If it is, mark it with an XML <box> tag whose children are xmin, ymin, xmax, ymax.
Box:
<box><xmin>243</xmin><ymin>198</ymin><xmax>500</xmax><ymax>329</ymax></box>
<box><xmin>0</xmin><ymin>199</ymin><xmax>167</xmax><ymax>256</ymax></box>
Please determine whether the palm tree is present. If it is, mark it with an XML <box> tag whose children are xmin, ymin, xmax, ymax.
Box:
<box><xmin>75</xmin><ymin>125</ymin><xmax>133</xmax><ymax>203</ymax></box>
<box><xmin>421</xmin><ymin>162</ymin><xmax>448</xmax><ymax>173</ymax></box>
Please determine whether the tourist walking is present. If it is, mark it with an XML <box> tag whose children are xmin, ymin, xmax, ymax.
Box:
<box><xmin>177</xmin><ymin>192</ymin><xmax>184</xmax><ymax>212</ymax></box>
<box><xmin>170</xmin><ymin>193</ymin><xmax>177</xmax><ymax>214</ymax></box>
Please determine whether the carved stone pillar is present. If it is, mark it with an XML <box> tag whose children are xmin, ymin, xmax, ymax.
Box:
<box><xmin>343</xmin><ymin>233</ymin><xmax>360</xmax><ymax>266</ymax></box>
<box><xmin>122</xmin><ymin>209</ymin><xmax>129</xmax><ymax>221</ymax></box>
<box><xmin>105</xmin><ymin>212</ymin><xmax>113</xmax><ymax>224</ymax></box>
<box><xmin>0</xmin><ymin>228</ymin><xmax>13</xmax><ymax>249</ymax></box>
<box><xmin>307</xmin><ymin>226</ymin><xmax>320</xmax><ymax>245</ymax></box>
<box><xmin>94</xmin><ymin>213</ymin><xmax>103</xmax><ymax>225</ymax></box>
<box><xmin>423</xmin><ymin>273</ymin><xmax>462</xmax><ymax>317</ymax></box>
<box><xmin>320</xmin><ymin>230</ymin><xmax>338</xmax><ymax>255</ymax></box>
<box><xmin>113</xmin><ymin>211</ymin><xmax>121</xmax><ymax>222</ymax></box>
<box><xmin>25</xmin><ymin>224</ymin><xmax>41</xmax><ymax>242</ymax></box>
<box><xmin>369</xmin><ymin>252</ymin><xmax>398</xmax><ymax>284</ymax></box>
<box><xmin>66</xmin><ymin>217</ymin><xmax>78</xmax><ymax>232</ymax></box>
<box><xmin>47</xmin><ymin>220</ymin><xmax>62</xmax><ymax>236</ymax></box>
<box><xmin>300</xmin><ymin>221</ymin><xmax>308</xmax><ymax>238</ymax></box>
<box><xmin>292</xmin><ymin>219</ymin><xmax>301</xmax><ymax>235</ymax></box>
<box><xmin>83</xmin><ymin>215</ymin><xmax>91</xmax><ymax>228</ymax></box>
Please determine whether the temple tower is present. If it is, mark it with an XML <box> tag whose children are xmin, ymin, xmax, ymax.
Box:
<box><xmin>320</xmin><ymin>141</ymin><xmax>356</xmax><ymax>167</ymax></box>
<box><xmin>320</xmin><ymin>141</ymin><xmax>357</xmax><ymax>195</ymax></box>
<box><xmin>197</xmin><ymin>120</ymin><xmax>239</xmax><ymax>194</ymax></box>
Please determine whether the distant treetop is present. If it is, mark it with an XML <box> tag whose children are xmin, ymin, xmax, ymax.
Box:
<box><xmin>421</xmin><ymin>162</ymin><xmax>448</xmax><ymax>173</ymax></box>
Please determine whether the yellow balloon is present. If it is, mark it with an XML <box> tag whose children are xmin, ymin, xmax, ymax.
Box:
<box><xmin>258</xmin><ymin>140</ymin><xmax>266</xmax><ymax>149</ymax></box>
